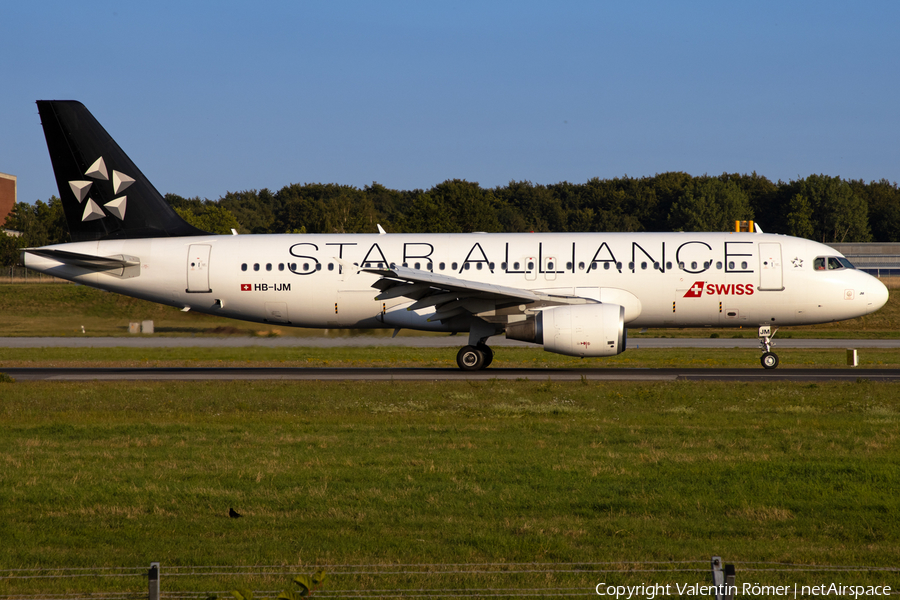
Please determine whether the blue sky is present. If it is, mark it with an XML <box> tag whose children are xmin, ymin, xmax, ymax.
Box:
<box><xmin>2</xmin><ymin>1</ymin><xmax>898</xmax><ymax>206</ymax></box>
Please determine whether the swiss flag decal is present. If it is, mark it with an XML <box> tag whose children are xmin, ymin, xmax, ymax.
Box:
<box><xmin>241</xmin><ymin>284</ymin><xmax>251</xmax><ymax>291</ymax></box>
<box><xmin>683</xmin><ymin>281</ymin><xmax>705</xmax><ymax>298</ymax></box>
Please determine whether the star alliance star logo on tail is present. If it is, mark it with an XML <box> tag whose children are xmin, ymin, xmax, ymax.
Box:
<box><xmin>67</xmin><ymin>156</ymin><xmax>134</xmax><ymax>223</ymax></box>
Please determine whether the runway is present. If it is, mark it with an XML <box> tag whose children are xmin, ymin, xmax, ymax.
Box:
<box><xmin>4</xmin><ymin>366</ymin><xmax>900</xmax><ymax>382</ymax></box>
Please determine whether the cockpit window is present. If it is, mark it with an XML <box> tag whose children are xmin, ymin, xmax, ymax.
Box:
<box><xmin>814</xmin><ymin>256</ymin><xmax>856</xmax><ymax>271</ymax></box>
<box><xmin>837</xmin><ymin>257</ymin><xmax>856</xmax><ymax>269</ymax></box>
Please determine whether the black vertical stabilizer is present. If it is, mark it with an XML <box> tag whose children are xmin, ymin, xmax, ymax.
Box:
<box><xmin>37</xmin><ymin>100</ymin><xmax>210</xmax><ymax>241</ymax></box>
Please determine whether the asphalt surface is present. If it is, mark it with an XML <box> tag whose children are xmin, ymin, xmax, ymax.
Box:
<box><xmin>2</xmin><ymin>336</ymin><xmax>899</xmax><ymax>348</ymax></box>
<box><xmin>4</xmin><ymin>336</ymin><xmax>897</xmax><ymax>382</ymax></box>
<box><xmin>4</xmin><ymin>366</ymin><xmax>900</xmax><ymax>382</ymax></box>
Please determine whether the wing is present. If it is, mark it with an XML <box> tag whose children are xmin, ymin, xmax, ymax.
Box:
<box><xmin>364</xmin><ymin>264</ymin><xmax>595</xmax><ymax>323</ymax></box>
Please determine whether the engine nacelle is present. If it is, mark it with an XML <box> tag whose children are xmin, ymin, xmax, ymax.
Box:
<box><xmin>506</xmin><ymin>303</ymin><xmax>626</xmax><ymax>357</ymax></box>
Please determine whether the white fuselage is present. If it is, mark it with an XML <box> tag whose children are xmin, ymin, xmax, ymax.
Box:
<box><xmin>24</xmin><ymin>231</ymin><xmax>889</xmax><ymax>333</ymax></box>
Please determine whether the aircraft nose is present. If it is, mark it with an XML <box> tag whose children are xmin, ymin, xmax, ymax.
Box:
<box><xmin>866</xmin><ymin>277</ymin><xmax>890</xmax><ymax>314</ymax></box>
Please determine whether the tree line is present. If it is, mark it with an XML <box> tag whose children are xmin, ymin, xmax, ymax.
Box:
<box><xmin>3</xmin><ymin>172</ymin><xmax>900</xmax><ymax>267</ymax></box>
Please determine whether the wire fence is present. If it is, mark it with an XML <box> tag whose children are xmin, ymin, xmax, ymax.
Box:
<box><xmin>1</xmin><ymin>560</ymin><xmax>898</xmax><ymax>600</ymax></box>
<box><xmin>0</xmin><ymin>267</ymin><xmax>68</xmax><ymax>283</ymax></box>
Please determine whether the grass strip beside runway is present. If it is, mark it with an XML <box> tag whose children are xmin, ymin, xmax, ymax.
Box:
<box><xmin>2</xmin><ymin>345</ymin><xmax>900</xmax><ymax>369</ymax></box>
<box><xmin>0</xmin><ymin>379</ymin><xmax>898</xmax><ymax>595</ymax></box>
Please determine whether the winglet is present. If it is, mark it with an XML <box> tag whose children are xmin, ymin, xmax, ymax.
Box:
<box><xmin>333</xmin><ymin>257</ymin><xmax>360</xmax><ymax>274</ymax></box>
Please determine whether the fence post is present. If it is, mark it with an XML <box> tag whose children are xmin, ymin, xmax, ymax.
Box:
<box><xmin>712</xmin><ymin>556</ymin><xmax>724</xmax><ymax>596</ymax></box>
<box><xmin>711</xmin><ymin>556</ymin><xmax>735</xmax><ymax>600</ymax></box>
<box><xmin>724</xmin><ymin>563</ymin><xmax>735</xmax><ymax>600</ymax></box>
<box><xmin>149</xmin><ymin>562</ymin><xmax>160</xmax><ymax>600</ymax></box>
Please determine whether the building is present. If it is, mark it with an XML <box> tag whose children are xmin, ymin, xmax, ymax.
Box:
<box><xmin>0</xmin><ymin>172</ymin><xmax>15</xmax><ymax>228</ymax></box>
<box><xmin>829</xmin><ymin>243</ymin><xmax>900</xmax><ymax>278</ymax></box>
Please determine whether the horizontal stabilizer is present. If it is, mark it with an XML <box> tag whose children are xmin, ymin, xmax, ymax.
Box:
<box><xmin>23</xmin><ymin>248</ymin><xmax>141</xmax><ymax>278</ymax></box>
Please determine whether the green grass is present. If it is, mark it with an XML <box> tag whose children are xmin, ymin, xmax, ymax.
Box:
<box><xmin>1</xmin><ymin>283</ymin><xmax>899</xmax><ymax>338</ymax></box>
<box><xmin>2</xmin><ymin>282</ymin><xmax>899</xmax><ymax>597</ymax></box>
<box><xmin>3</xmin><ymin>345</ymin><xmax>900</xmax><ymax>369</ymax></box>
<box><xmin>1</xmin><ymin>380</ymin><xmax>898</xmax><ymax>596</ymax></box>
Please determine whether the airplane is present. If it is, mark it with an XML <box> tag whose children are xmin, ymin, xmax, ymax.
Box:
<box><xmin>21</xmin><ymin>101</ymin><xmax>890</xmax><ymax>370</ymax></box>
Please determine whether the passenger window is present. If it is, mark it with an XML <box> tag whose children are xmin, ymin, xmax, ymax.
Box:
<box><xmin>501</xmin><ymin>262</ymin><xmax>507</xmax><ymax>270</ymax></box>
<box><xmin>641</xmin><ymin>262</ymin><xmax>647</xmax><ymax>270</ymax></box>
<box><xmin>665</xmin><ymin>261</ymin><xmax>672</xmax><ymax>269</ymax></box>
<box><xmin>278</xmin><ymin>263</ymin><xmax>284</xmax><ymax>271</ymax></box>
<box><xmin>716</xmin><ymin>261</ymin><xmax>723</xmax><ymax>269</ymax></box>
<box><xmin>513</xmin><ymin>262</ymin><xmax>520</xmax><ymax>270</ymax></box>
<box><xmin>741</xmin><ymin>261</ymin><xmax>748</xmax><ymax>269</ymax></box>
<box><xmin>452</xmin><ymin>262</ymin><xmax>458</xmax><ymax>270</ymax></box>
<box><xmin>728</xmin><ymin>261</ymin><xmax>735</xmax><ymax>270</ymax></box>
<box><xmin>603</xmin><ymin>262</ymin><xmax>610</xmax><ymax>270</ymax></box>
<box><xmin>241</xmin><ymin>263</ymin><xmax>247</xmax><ymax>271</ymax></box>
<box><xmin>628</xmin><ymin>262</ymin><xmax>635</xmax><ymax>270</ymax></box>
<box><xmin>691</xmin><ymin>261</ymin><xmax>698</xmax><ymax>269</ymax></box>
<box><xmin>439</xmin><ymin>262</ymin><xmax>446</xmax><ymax>270</ymax></box>
<box><xmin>415</xmin><ymin>262</ymin><xmax>421</xmax><ymax>269</ymax></box>
<box><xmin>266</xmin><ymin>263</ymin><xmax>272</xmax><ymax>271</ymax></box>
<box><xmin>328</xmin><ymin>263</ymin><xmax>334</xmax><ymax>271</ymax></box>
<box><xmin>315</xmin><ymin>263</ymin><xmax>322</xmax><ymax>271</ymax></box>
<box><xmin>527</xmin><ymin>261</ymin><xmax>534</xmax><ymax>270</ymax></box>
<box><xmin>476</xmin><ymin>263</ymin><xmax>482</xmax><ymax>270</ymax></box>
<box><xmin>253</xmin><ymin>263</ymin><xmax>260</xmax><ymax>271</ymax></box>
<box><xmin>616</xmin><ymin>262</ymin><xmax>622</xmax><ymax>270</ymax></box>
<box><xmin>578</xmin><ymin>262</ymin><xmax>585</xmax><ymax>270</ymax></box>
<box><xmin>548</xmin><ymin>262</ymin><xmax>554</xmax><ymax>270</ymax></box>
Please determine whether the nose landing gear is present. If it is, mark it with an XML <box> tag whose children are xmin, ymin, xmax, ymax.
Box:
<box><xmin>758</xmin><ymin>325</ymin><xmax>779</xmax><ymax>369</ymax></box>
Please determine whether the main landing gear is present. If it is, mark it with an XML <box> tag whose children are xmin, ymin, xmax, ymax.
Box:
<box><xmin>456</xmin><ymin>344</ymin><xmax>494</xmax><ymax>371</ymax></box>
<box><xmin>456</xmin><ymin>320</ymin><xmax>499</xmax><ymax>371</ymax></box>
<box><xmin>758</xmin><ymin>325</ymin><xmax>779</xmax><ymax>369</ymax></box>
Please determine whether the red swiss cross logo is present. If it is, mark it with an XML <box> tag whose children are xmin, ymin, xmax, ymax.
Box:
<box><xmin>683</xmin><ymin>281</ymin><xmax>705</xmax><ymax>298</ymax></box>
<box><xmin>240</xmin><ymin>284</ymin><xmax>251</xmax><ymax>291</ymax></box>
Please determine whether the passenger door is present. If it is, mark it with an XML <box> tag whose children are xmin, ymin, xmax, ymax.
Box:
<box><xmin>758</xmin><ymin>242</ymin><xmax>784</xmax><ymax>291</ymax></box>
<box><xmin>187</xmin><ymin>244</ymin><xmax>212</xmax><ymax>293</ymax></box>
